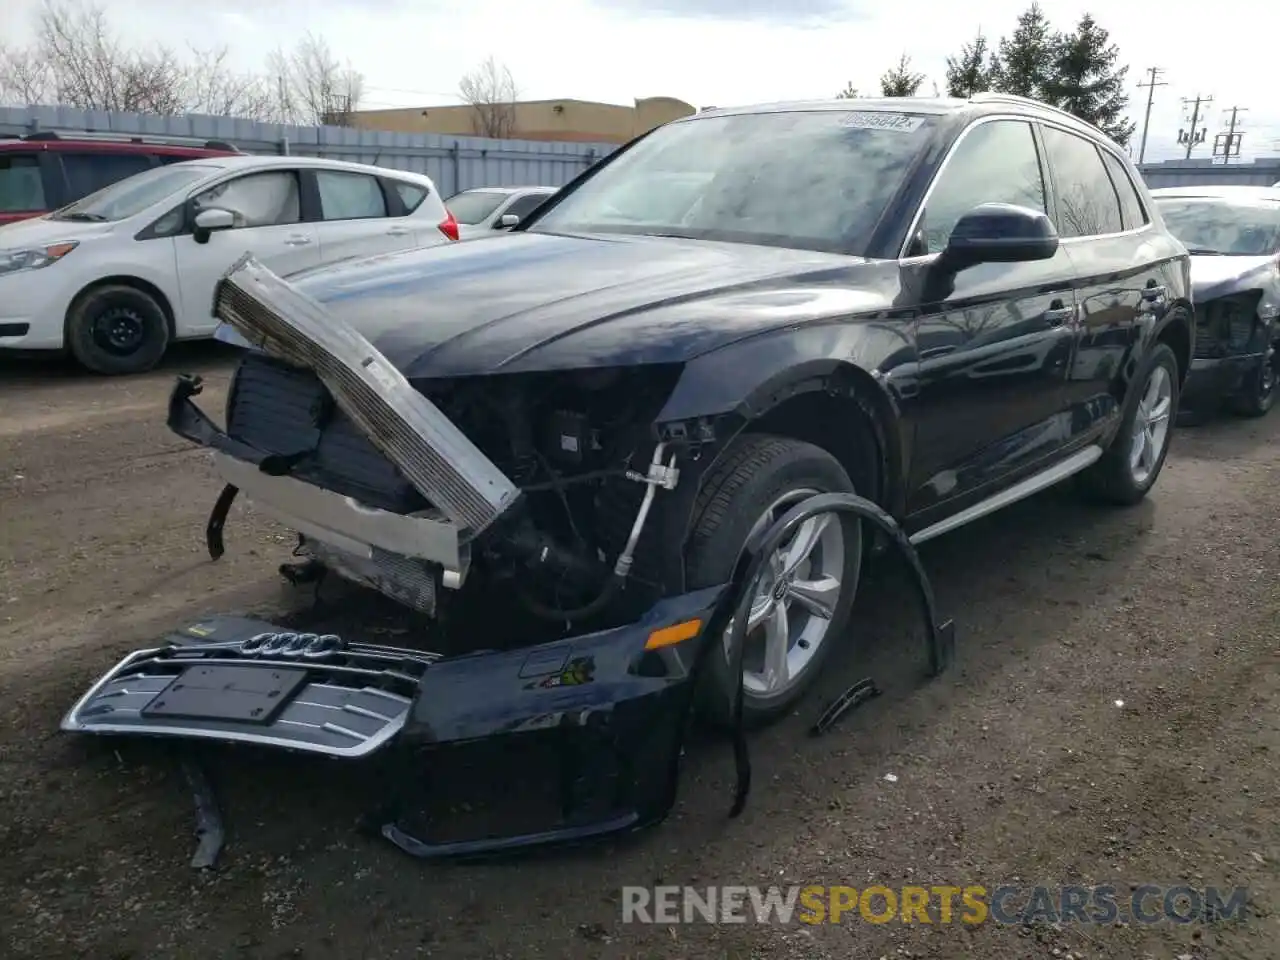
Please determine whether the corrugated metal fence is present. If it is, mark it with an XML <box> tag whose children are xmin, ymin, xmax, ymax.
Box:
<box><xmin>1139</xmin><ymin>158</ymin><xmax>1280</xmax><ymax>189</ymax></box>
<box><xmin>0</xmin><ymin>105</ymin><xmax>618</xmax><ymax>195</ymax></box>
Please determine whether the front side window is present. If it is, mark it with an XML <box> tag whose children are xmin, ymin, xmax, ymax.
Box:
<box><xmin>915</xmin><ymin>120</ymin><xmax>1047</xmax><ymax>255</ymax></box>
<box><xmin>530</xmin><ymin>109</ymin><xmax>937</xmax><ymax>255</ymax></box>
<box><xmin>193</xmin><ymin>171</ymin><xmax>301</xmax><ymax>228</ymax></box>
<box><xmin>317</xmin><ymin>170</ymin><xmax>387</xmax><ymax>220</ymax></box>
<box><xmin>0</xmin><ymin>154</ymin><xmax>45</xmax><ymax>212</ymax></box>
<box><xmin>1154</xmin><ymin>198</ymin><xmax>1280</xmax><ymax>256</ymax></box>
<box><xmin>1040</xmin><ymin>126</ymin><xmax>1124</xmax><ymax>238</ymax></box>
<box><xmin>503</xmin><ymin>192</ymin><xmax>550</xmax><ymax>221</ymax></box>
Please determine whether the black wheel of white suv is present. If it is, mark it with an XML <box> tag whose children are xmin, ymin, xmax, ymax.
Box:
<box><xmin>1077</xmin><ymin>341</ymin><xmax>1179</xmax><ymax>506</ymax></box>
<box><xmin>66</xmin><ymin>284</ymin><xmax>171</xmax><ymax>376</ymax></box>
<box><xmin>687</xmin><ymin>434</ymin><xmax>863</xmax><ymax>729</ymax></box>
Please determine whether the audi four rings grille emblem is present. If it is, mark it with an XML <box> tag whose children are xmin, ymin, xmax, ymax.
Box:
<box><xmin>239</xmin><ymin>632</ymin><xmax>345</xmax><ymax>659</ymax></box>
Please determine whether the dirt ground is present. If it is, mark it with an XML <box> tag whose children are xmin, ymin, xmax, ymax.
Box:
<box><xmin>0</xmin><ymin>345</ymin><xmax>1277</xmax><ymax>960</ymax></box>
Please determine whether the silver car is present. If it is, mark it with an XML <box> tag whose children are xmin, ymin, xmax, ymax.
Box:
<box><xmin>446</xmin><ymin>186</ymin><xmax>556</xmax><ymax>238</ymax></box>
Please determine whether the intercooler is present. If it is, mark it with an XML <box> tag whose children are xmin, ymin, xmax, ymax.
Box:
<box><xmin>212</xmin><ymin>255</ymin><xmax>521</xmax><ymax>539</ymax></box>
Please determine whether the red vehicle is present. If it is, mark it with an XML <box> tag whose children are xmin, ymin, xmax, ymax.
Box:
<box><xmin>0</xmin><ymin>130</ymin><xmax>243</xmax><ymax>225</ymax></box>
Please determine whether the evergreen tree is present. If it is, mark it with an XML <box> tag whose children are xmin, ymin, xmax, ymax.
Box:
<box><xmin>991</xmin><ymin>3</ymin><xmax>1056</xmax><ymax>101</ymax></box>
<box><xmin>880</xmin><ymin>54</ymin><xmax>925</xmax><ymax>97</ymax></box>
<box><xmin>945</xmin><ymin>30</ymin><xmax>995</xmax><ymax>98</ymax></box>
<box><xmin>1045</xmin><ymin>14</ymin><xmax>1136</xmax><ymax>145</ymax></box>
<box><xmin>835</xmin><ymin>81</ymin><xmax>859</xmax><ymax>99</ymax></box>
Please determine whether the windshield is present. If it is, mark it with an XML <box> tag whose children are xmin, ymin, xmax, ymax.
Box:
<box><xmin>446</xmin><ymin>190</ymin><xmax>509</xmax><ymax>224</ymax></box>
<box><xmin>529</xmin><ymin>109</ymin><xmax>936</xmax><ymax>254</ymax></box>
<box><xmin>48</xmin><ymin>164</ymin><xmax>215</xmax><ymax>222</ymax></box>
<box><xmin>1155</xmin><ymin>198</ymin><xmax>1280</xmax><ymax>256</ymax></box>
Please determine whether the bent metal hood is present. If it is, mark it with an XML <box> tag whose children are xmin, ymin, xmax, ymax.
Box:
<box><xmin>1189</xmin><ymin>253</ymin><xmax>1280</xmax><ymax>304</ymax></box>
<box><xmin>275</xmin><ymin>230</ymin><xmax>895</xmax><ymax>379</ymax></box>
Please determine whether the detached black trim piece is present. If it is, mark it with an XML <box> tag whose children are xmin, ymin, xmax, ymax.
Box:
<box><xmin>0</xmin><ymin>322</ymin><xmax>30</xmax><ymax>337</ymax></box>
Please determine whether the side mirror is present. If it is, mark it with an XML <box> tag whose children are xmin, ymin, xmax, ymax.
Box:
<box><xmin>938</xmin><ymin>202</ymin><xmax>1059</xmax><ymax>271</ymax></box>
<box><xmin>192</xmin><ymin>207</ymin><xmax>235</xmax><ymax>244</ymax></box>
<box><xmin>498</xmin><ymin>213</ymin><xmax>520</xmax><ymax>229</ymax></box>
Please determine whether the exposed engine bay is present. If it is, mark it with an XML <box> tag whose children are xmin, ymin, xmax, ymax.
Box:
<box><xmin>200</xmin><ymin>256</ymin><xmax>700</xmax><ymax>630</ymax></box>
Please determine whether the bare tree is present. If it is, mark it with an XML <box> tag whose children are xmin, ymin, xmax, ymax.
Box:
<box><xmin>0</xmin><ymin>0</ymin><xmax>355</xmax><ymax>123</ymax></box>
<box><xmin>458</xmin><ymin>56</ymin><xmax>518</xmax><ymax>138</ymax></box>
<box><xmin>265</xmin><ymin>33</ymin><xmax>364</xmax><ymax>126</ymax></box>
<box><xmin>834</xmin><ymin>81</ymin><xmax>859</xmax><ymax>99</ymax></box>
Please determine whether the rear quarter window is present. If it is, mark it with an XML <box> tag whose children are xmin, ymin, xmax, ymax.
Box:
<box><xmin>391</xmin><ymin>181</ymin><xmax>429</xmax><ymax>214</ymax></box>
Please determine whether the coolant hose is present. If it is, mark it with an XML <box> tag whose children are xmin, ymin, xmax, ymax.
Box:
<box><xmin>720</xmin><ymin>491</ymin><xmax>955</xmax><ymax>818</ymax></box>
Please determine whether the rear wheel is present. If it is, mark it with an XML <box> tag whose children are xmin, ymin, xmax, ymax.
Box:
<box><xmin>66</xmin><ymin>285</ymin><xmax>171</xmax><ymax>375</ymax></box>
<box><xmin>1078</xmin><ymin>342</ymin><xmax>1179</xmax><ymax>506</ymax></box>
<box><xmin>688</xmin><ymin>434</ymin><xmax>863</xmax><ymax>729</ymax></box>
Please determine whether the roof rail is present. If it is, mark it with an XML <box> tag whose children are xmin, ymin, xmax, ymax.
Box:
<box><xmin>20</xmin><ymin>129</ymin><xmax>243</xmax><ymax>152</ymax></box>
<box><xmin>968</xmin><ymin>92</ymin><xmax>1088</xmax><ymax>128</ymax></box>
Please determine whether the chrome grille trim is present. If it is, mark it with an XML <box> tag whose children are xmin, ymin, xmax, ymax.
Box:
<box><xmin>213</xmin><ymin>255</ymin><xmax>521</xmax><ymax>538</ymax></box>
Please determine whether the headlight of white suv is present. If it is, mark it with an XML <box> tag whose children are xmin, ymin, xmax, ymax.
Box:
<box><xmin>0</xmin><ymin>241</ymin><xmax>79</xmax><ymax>277</ymax></box>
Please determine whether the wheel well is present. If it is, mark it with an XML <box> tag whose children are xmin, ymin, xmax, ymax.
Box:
<box><xmin>1157</xmin><ymin>308</ymin><xmax>1192</xmax><ymax>385</ymax></box>
<box><xmin>746</xmin><ymin>388</ymin><xmax>889</xmax><ymax>508</ymax></box>
<box><xmin>65</xmin><ymin>276</ymin><xmax>176</xmax><ymax>339</ymax></box>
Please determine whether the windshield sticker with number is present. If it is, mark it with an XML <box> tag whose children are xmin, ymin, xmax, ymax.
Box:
<box><xmin>840</xmin><ymin>112</ymin><xmax>925</xmax><ymax>132</ymax></box>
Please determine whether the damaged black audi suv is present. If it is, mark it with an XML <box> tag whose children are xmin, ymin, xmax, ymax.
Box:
<box><xmin>64</xmin><ymin>94</ymin><xmax>1192</xmax><ymax>855</ymax></box>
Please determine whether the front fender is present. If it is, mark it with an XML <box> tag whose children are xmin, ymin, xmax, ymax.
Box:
<box><xmin>655</xmin><ymin>318</ymin><xmax>918</xmax><ymax>423</ymax></box>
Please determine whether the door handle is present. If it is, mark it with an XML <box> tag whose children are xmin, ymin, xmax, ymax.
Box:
<box><xmin>386</xmin><ymin>226</ymin><xmax>411</xmax><ymax>236</ymax></box>
<box><xmin>283</xmin><ymin>235</ymin><xmax>313</xmax><ymax>246</ymax></box>
<box><xmin>1141</xmin><ymin>284</ymin><xmax>1166</xmax><ymax>302</ymax></box>
<box><xmin>1044</xmin><ymin>302</ymin><xmax>1075</xmax><ymax>327</ymax></box>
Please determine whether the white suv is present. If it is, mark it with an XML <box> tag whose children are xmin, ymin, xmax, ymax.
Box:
<box><xmin>0</xmin><ymin>155</ymin><xmax>458</xmax><ymax>374</ymax></box>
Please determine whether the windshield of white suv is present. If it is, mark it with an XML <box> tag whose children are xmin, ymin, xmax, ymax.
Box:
<box><xmin>528</xmin><ymin>109</ymin><xmax>937</xmax><ymax>254</ymax></box>
<box><xmin>48</xmin><ymin>164</ymin><xmax>215</xmax><ymax>222</ymax></box>
<box><xmin>1155</xmin><ymin>198</ymin><xmax>1280</xmax><ymax>256</ymax></box>
<box><xmin>445</xmin><ymin>190</ymin><xmax>509</xmax><ymax>224</ymax></box>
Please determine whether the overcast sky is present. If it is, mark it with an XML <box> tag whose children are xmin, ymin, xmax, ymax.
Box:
<box><xmin>2</xmin><ymin>0</ymin><xmax>1276</xmax><ymax>163</ymax></box>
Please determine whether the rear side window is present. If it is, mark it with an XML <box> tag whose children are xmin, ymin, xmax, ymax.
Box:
<box><xmin>316</xmin><ymin>170</ymin><xmax>387</xmax><ymax>220</ymax></box>
<box><xmin>1040</xmin><ymin>127</ymin><xmax>1124</xmax><ymax>238</ymax></box>
<box><xmin>390</xmin><ymin>181</ymin><xmax>428</xmax><ymax>214</ymax></box>
<box><xmin>916</xmin><ymin>119</ymin><xmax>1047</xmax><ymax>254</ymax></box>
<box><xmin>60</xmin><ymin>152</ymin><xmax>154</xmax><ymax>203</ymax></box>
<box><xmin>0</xmin><ymin>154</ymin><xmax>46</xmax><ymax>212</ymax></box>
<box><xmin>1099</xmin><ymin>150</ymin><xmax>1148</xmax><ymax>230</ymax></box>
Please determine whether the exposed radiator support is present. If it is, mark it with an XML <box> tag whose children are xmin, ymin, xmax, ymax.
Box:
<box><xmin>212</xmin><ymin>255</ymin><xmax>522</xmax><ymax>539</ymax></box>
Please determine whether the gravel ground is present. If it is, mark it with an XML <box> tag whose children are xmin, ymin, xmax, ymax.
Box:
<box><xmin>0</xmin><ymin>346</ymin><xmax>1277</xmax><ymax>960</ymax></box>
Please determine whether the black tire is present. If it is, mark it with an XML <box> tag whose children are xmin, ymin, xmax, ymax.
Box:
<box><xmin>1227</xmin><ymin>344</ymin><xmax>1277</xmax><ymax>418</ymax></box>
<box><xmin>688</xmin><ymin>434</ymin><xmax>864</xmax><ymax>729</ymax></box>
<box><xmin>66</xmin><ymin>284</ymin><xmax>171</xmax><ymax>375</ymax></box>
<box><xmin>1077</xmin><ymin>341</ymin><xmax>1180</xmax><ymax>506</ymax></box>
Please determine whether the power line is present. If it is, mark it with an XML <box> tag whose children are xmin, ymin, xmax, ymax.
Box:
<box><xmin>1135</xmin><ymin>66</ymin><xmax>1167</xmax><ymax>165</ymax></box>
<box><xmin>1178</xmin><ymin>94</ymin><xmax>1213</xmax><ymax>159</ymax></box>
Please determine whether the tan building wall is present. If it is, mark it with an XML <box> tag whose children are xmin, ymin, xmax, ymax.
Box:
<box><xmin>346</xmin><ymin>96</ymin><xmax>696</xmax><ymax>144</ymax></box>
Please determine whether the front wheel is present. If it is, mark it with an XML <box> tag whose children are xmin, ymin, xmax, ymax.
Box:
<box><xmin>687</xmin><ymin>434</ymin><xmax>863</xmax><ymax>729</ymax></box>
<box><xmin>1078</xmin><ymin>341</ymin><xmax>1179</xmax><ymax>506</ymax></box>
<box><xmin>1228</xmin><ymin>344</ymin><xmax>1278</xmax><ymax>418</ymax></box>
<box><xmin>66</xmin><ymin>284</ymin><xmax>171</xmax><ymax>376</ymax></box>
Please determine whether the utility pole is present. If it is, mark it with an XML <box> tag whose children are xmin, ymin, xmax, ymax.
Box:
<box><xmin>1214</xmin><ymin>105</ymin><xmax>1248</xmax><ymax>164</ymax></box>
<box><xmin>1178</xmin><ymin>95</ymin><xmax>1213</xmax><ymax>159</ymax></box>
<box><xmin>1135</xmin><ymin>66</ymin><xmax>1167</xmax><ymax>165</ymax></box>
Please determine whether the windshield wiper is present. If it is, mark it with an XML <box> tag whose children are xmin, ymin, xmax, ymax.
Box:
<box><xmin>52</xmin><ymin>211</ymin><xmax>107</xmax><ymax>222</ymax></box>
<box><xmin>1184</xmin><ymin>246</ymin><xmax>1223</xmax><ymax>255</ymax></box>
